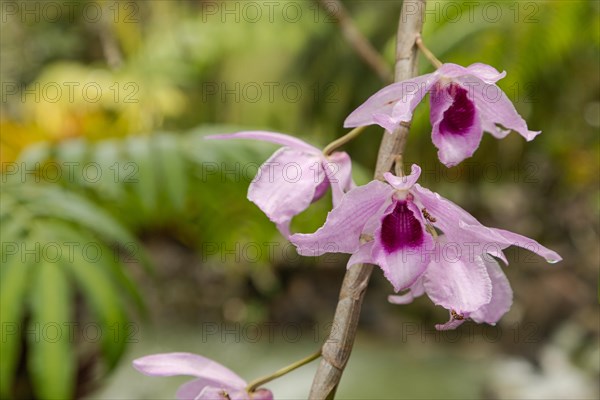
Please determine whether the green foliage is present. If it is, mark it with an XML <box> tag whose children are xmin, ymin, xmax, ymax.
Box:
<box><xmin>28</xmin><ymin>259</ymin><xmax>75</xmax><ymax>399</ymax></box>
<box><xmin>0</xmin><ymin>180</ymin><xmax>148</xmax><ymax>399</ymax></box>
<box><xmin>14</xmin><ymin>127</ymin><xmax>363</xmax><ymax>260</ymax></box>
<box><xmin>3</xmin><ymin>129</ymin><xmax>360</xmax><ymax>399</ymax></box>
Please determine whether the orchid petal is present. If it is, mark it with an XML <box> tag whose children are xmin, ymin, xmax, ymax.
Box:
<box><xmin>412</xmin><ymin>184</ymin><xmax>561</xmax><ymax>264</ymax></box>
<box><xmin>411</xmin><ymin>183</ymin><xmax>485</xmax><ymax>231</ymax></box>
<box><xmin>437</xmin><ymin>63</ymin><xmax>506</xmax><ymax>84</ymax></box>
<box><xmin>347</xmin><ymin>241</ymin><xmax>375</xmax><ymax>268</ymax></box>
<box><xmin>311</xmin><ymin>177</ymin><xmax>330</xmax><ymax>204</ymax></box>
<box><xmin>388</xmin><ymin>278</ymin><xmax>425</xmax><ymax>305</ymax></box>
<box><xmin>325</xmin><ymin>151</ymin><xmax>354</xmax><ymax>207</ymax></box>
<box><xmin>383</xmin><ymin>164</ymin><xmax>421</xmax><ymax>191</ymax></box>
<box><xmin>462</xmin><ymin>77</ymin><xmax>541</xmax><ymax>141</ymax></box>
<box><xmin>275</xmin><ymin>222</ymin><xmax>292</xmax><ymax>239</ymax></box>
<box><xmin>470</xmin><ymin>257</ymin><xmax>513</xmax><ymax>325</ymax></box>
<box><xmin>344</xmin><ymin>73</ymin><xmax>436</xmax><ymax>131</ymax></box>
<box><xmin>473</xmin><ymin>225</ymin><xmax>562</xmax><ymax>264</ymax></box>
<box><xmin>465</xmin><ymin>63</ymin><xmax>507</xmax><ymax>83</ymax></box>
<box><xmin>290</xmin><ymin>181</ymin><xmax>392</xmax><ymax>256</ymax></box>
<box><xmin>250</xmin><ymin>388</ymin><xmax>275</xmax><ymax>400</ymax></box>
<box><xmin>372</xmin><ymin>200</ymin><xmax>433</xmax><ymax>291</ymax></box>
<box><xmin>360</xmin><ymin>194</ymin><xmax>395</xmax><ymax>236</ymax></box>
<box><xmin>412</xmin><ymin>185</ymin><xmax>511</xmax><ymax>263</ymax></box>
<box><xmin>435</xmin><ymin>313</ymin><xmax>467</xmax><ymax>331</ymax></box>
<box><xmin>175</xmin><ymin>379</ymin><xmax>206</xmax><ymax>400</ymax></box>
<box><xmin>205</xmin><ymin>131</ymin><xmax>320</xmax><ymax>152</ymax></box>
<box><xmin>430</xmin><ymin>82</ymin><xmax>483</xmax><ymax>167</ymax></box>
<box><xmin>196</xmin><ymin>386</ymin><xmax>250</xmax><ymax>400</ymax></box>
<box><xmin>248</xmin><ymin>148</ymin><xmax>323</xmax><ymax>237</ymax></box>
<box><xmin>423</xmin><ymin>245</ymin><xmax>492</xmax><ymax>314</ymax></box>
<box><xmin>133</xmin><ymin>353</ymin><xmax>246</xmax><ymax>389</ymax></box>
<box><xmin>177</xmin><ymin>380</ymin><xmax>242</xmax><ymax>400</ymax></box>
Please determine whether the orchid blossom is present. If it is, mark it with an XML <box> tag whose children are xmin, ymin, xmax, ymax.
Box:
<box><xmin>133</xmin><ymin>352</ymin><xmax>273</xmax><ymax>400</ymax></box>
<box><xmin>388</xmin><ymin>238</ymin><xmax>514</xmax><ymax>330</ymax></box>
<box><xmin>290</xmin><ymin>164</ymin><xmax>561</xmax><ymax>328</ymax></box>
<box><xmin>206</xmin><ymin>131</ymin><xmax>354</xmax><ymax>237</ymax></box>
<box><xmin>344</xmin><ymin>63</ymin><xmax>540</xmax><ymax>166</ymax></box>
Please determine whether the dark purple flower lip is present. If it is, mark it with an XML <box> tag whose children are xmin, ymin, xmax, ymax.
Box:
<box><xmin>379</xmin><ymin>199</ymin><xmax>425</xmax><ymax>253</ymax></box>
<box><xmin>438</xmin><ymin>83</ymin><xmax>476</xmax><ymax>137</ymax></box>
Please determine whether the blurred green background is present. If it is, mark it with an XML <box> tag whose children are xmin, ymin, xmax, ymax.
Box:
<box><xmin>1</xmin><ymin>0</ymin><xmax>598</xmax><ymax>399</ymax></box>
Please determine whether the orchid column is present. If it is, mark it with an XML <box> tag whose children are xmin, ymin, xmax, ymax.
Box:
<box><xmin>308</xmin><ymin>1</ymin><xmax>426</xmax><ymax>398</ymax></box>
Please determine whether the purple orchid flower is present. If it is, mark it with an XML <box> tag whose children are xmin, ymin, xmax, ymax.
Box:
<box><xmin>290</xmin><ymin>164</ymin><xmax>561</xmax><ymax>328</ymax></box>
<box><xmin>344</xmin><ymin>63</ymin><xmax>540</xmax><ymax>167</ymax></box>
<box><xmin>388</xmin><ymin>238</ymin><xmax>514</xmax><ymax>330</ymax></box>
<box><xmin>133</xmin><ymin>352</ymin><xmax>273</xmax><ymax>400</ymax></box>
<box><xmin>206</xmin><ymin>131</ymin><xmax>354</xmax><ymax>237</ymax></box>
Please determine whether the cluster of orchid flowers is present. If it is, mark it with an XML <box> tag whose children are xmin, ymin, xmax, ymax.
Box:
<box><xmin>134</xmin><ymin>62</ymin><xmax>561</xmax><ymax>399</ymax></box>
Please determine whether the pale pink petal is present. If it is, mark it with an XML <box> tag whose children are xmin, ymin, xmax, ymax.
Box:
<box><xmin>461</xmin><ymin>77</ymin><xmax>541</xmax><ymax>141</ymax></box>
<box><xmin>465</xmin><ymin>63</ymin><xmax>507</xmax><ymax>83</ymax></box>
<box><xmin>470</xmin><ymin>257</ymin><xmax>513</xmax><ymax>325</ymax></box>
<box><xmin>435</xmin><ymin>313</ymin><xmax>467</xmax><ymax>331</ymax></box>
<box><xmin>250</xmin><ymin>389</ymin><xmax>274</xmax><ymax>400</ymax></box>
<box><xmin>423</xmin><ymin>245</ymin><xmax>492</xmax><ymax>314</ymax></box>
<box><xmin>195</xmin><ymin>387</ymin><xmax>226</xmax><ymax>400</ymax></box>
<box><xmin>133</xmin><ymin>353</ymin><xmax>246</xmax><ymax>389</ymax></box>
<box><xmin>361</xmin><ymin>196</ymin><xmax>395</xmax><ymax>236</ymax></box>
<box><xmin>344</xmin><ymin>73</ymin><xmax>436</xmax><ymax>131</ymax></box>
<box><xmin>275</xmin><ymin>222</ymin><xmax>292</xmax><ymax>239</ymax></box>
<box><xmin>472</xmin><ymin>225</ymin><xmax>562</xmax><ymax>264</ymax></box>
<box><xmin>177</xmin><ymin>380</ymin><xmax>242</xmax><ymax>400</ymax></box>
<box><xmin>412</xmin><ymin>184</ymin><xmax>561</xmax><ymax>264</ymax></box>
<box><xmin>324</xmin><ymin>151</ymin><xmax>354</xmax><ymax>207</ymax></box>
<box><xmin>310</xmin><ymin>177</ymin><xmax>330</xmax><ymax>204</ymax></box>
<box><xmin>482</xmin><ymin>246</ymin><xmax>509</xmax><ymax>265</ymax></box>
<box><xmin>175</xmin><ymin>379</ymin><xmax>206</xmax><ymax>400</ymax></box>
<box><xmin>371</xmin><ymin>200</ymin><xmax>433</xmax><ymax>291</ymax></box>
<box><xmin>347</xmin><ymin>241</ymin><xmax>375</xmax><ymax>267</ymax></box>
<box><xmin>410</xmin><ymin>189</ymin><xmax>502</xmax><ymax>264</ymax></box>
<box><xmin>290</xmin><ymin>181</ymin><xmax>393</xmax><ymax>256</ymax></box>
<box><xmin>411</xmin><ymin>183</ymin><xmax>483</xmax><ymax>229</ymax></box>
<box><xmin>196</xmin><ymin>386</ymin><xmax>250</xmax><ymax>400</ymax></box>
<box><xmin>248</xmin><ymin>148</ymin><xmax>323</xmax><ymax>236</ymax></box>
<box><xmin>383</xmin><ymin>164</ymin><xmax>421</xmax><ymax>191</ymax></box>
<box><xmin>388</xmin><ymin>278</ymin><xmax>425</xmax><ymax>305</ymax></box>
<box><xmin>205</xmin><ymin>131</ymin><xmax>319</xmax><ymax>152</ymax></box>
<box><xmin>430</xmin><ymin>82</ymin><xmax>483</xmax><ymax>167</ymax></box>
<box><xmin>437</xmin><ymin>63</ymin><xmax>506</xmax><ymax>84</ymax></box>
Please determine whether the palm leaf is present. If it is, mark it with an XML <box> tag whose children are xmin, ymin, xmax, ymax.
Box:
<box><xmin>0</xmin><ymin>253</ymin><xmax>33</xmax><ymax>398</ymax></box>
<box><xmin>27</xmin><ymin>260</ymin><xmax>75</xmax><ymax>399</ymax></box>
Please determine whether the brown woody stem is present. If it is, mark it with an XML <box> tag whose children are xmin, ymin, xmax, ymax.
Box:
<box><xmin>308</xmin><ymin>1</ymin><xmax>426</xmax><ymax>398</ymax></box>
